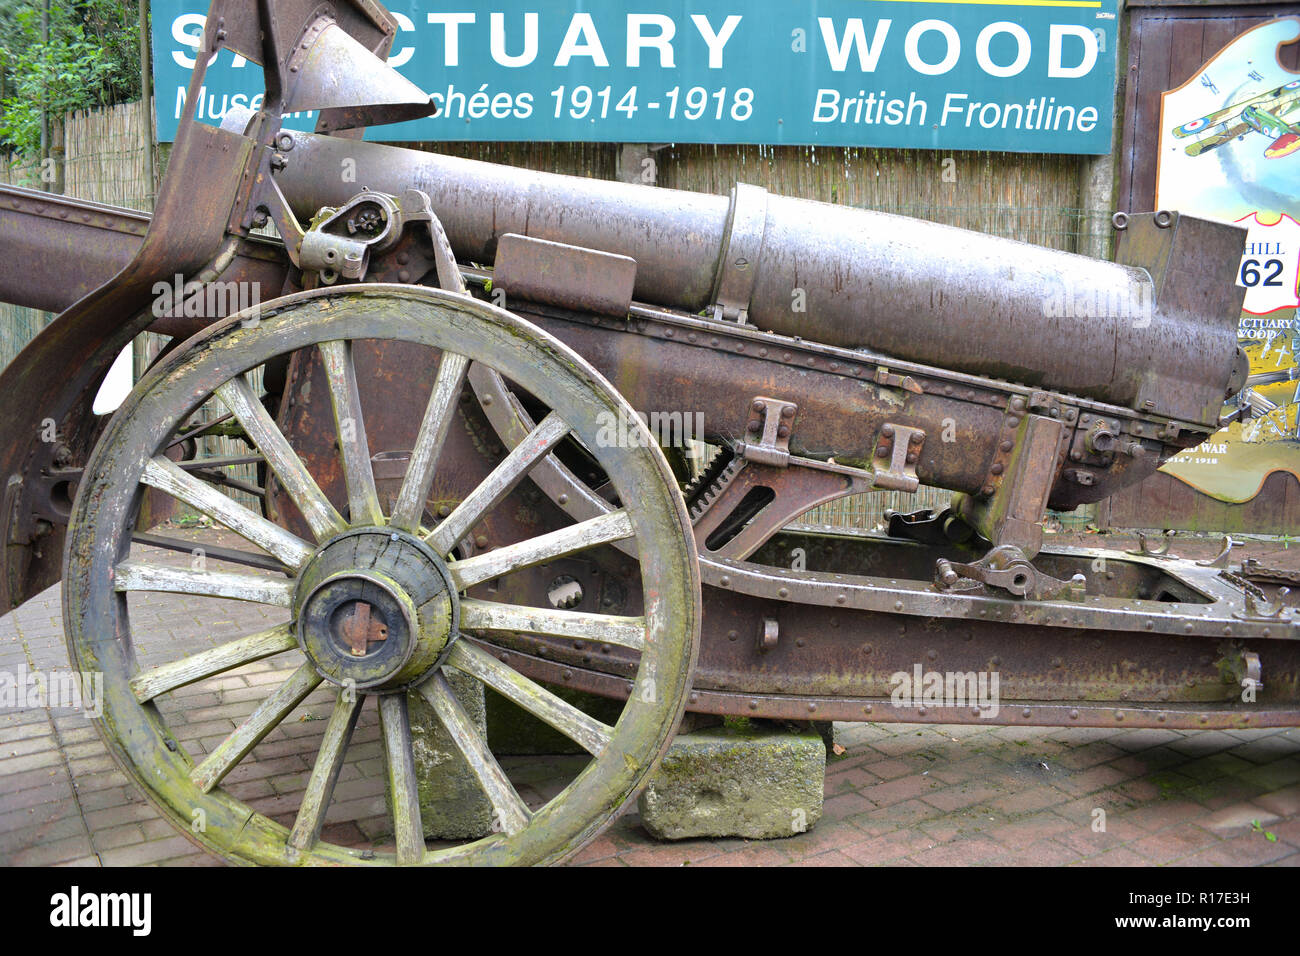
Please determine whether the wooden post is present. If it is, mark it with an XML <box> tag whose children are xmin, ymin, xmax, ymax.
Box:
<box><xmin>618</xmin><ymin>144</ymin><xmax>655</xmax><ymax>185</ymax></box>
<box><xmin>135</xmin><ymin>0</ymin><xmax>159</xmax><ymax>387</ymax></box>
<box><xmin>1077</xmin><ymin>0</ymin><xmax>1129</xmax><ymax>263</ymax></box>
<box><xmin>50</xmin><ymin>118</ymin><xmax>64</xmax><ymax>195</ymax></box>
<box><xmin>139</xmin><ymin>0</ymin><xmax>158</xmax><ymax>206</ymax></box>
<box><xmin>39</xmin><ymin>0</ymin><xmax>50</xmax><ymax>192</ymax></box>
<box><xmin>1077</xmin><ymin>0</ymin><xmax>1128</xmax><ymax>531</ymax></box>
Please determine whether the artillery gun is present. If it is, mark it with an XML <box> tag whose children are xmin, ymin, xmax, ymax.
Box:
<box><xmin>0</xmin><ymin>0</ymin><xmax>1292</xmax><ymax>866</ymax></box>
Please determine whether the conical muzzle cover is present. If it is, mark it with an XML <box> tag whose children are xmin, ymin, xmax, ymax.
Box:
<box><xmin>284</xmin><ymin>18</ymin><xmax>436</xmax><ymax>129</ymax></box>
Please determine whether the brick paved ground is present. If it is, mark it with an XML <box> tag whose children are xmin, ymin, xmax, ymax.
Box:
<box><xmin>1</xmin><ymin>529</ymin><xmax>1297</xmax><ymax>867</ymax></box>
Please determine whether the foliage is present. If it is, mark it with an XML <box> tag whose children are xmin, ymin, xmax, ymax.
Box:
<box><xmin>1251</xmin><ymin>819</ymin><xmax>1278</xmax><ymax>843</ymax></box>
<box><xmin>0</xmin><ymin>1</ymin><xmax>141</xmax><ymax>157</ymax></box>
<box><xmin>78</xmin><ymin>0</ymin><xmax>142</xmax><ymax>104</ymax></box>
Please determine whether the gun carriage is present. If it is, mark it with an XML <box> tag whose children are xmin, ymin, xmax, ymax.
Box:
<box><xmin>0</xmin><ymin>0</ymin><xmax>1294</xmax><ymax>866</ymax></box>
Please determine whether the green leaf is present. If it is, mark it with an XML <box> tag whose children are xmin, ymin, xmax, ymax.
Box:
<box><xmin>0</xmin><ymin>0</ymin><xmax>142</xmax><ymax>157</ymax></box>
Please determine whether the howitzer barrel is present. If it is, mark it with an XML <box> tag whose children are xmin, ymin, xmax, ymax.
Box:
<box><xmin>274</xmin><ymin>131</ymin><xmax>1245</xmax><ymax>427</ymax></box>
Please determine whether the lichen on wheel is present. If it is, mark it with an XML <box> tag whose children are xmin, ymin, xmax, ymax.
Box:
<box><xmin>64</xmin><ymin>285</ymin><xmax>700</xmax><ymax>866</ymax></box>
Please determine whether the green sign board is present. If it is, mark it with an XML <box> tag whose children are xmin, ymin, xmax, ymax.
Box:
<box><xmin>152</xmin><ymin>0</ymin><xmax>1119</xmax><ymax>153</ymax></box>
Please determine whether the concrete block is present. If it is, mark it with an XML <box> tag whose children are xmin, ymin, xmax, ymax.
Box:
<box><xmin>486</xmin><ymin>683</ymin><xmax>624</xmax><ymax>756</ymax></box>
<box><xmin>387</xmin><ymin>670</ymin><xmax>494</xmax><ymax>840</ymax></box>
<box><xmin>638</xmin><ymin>720</ymin><xmax>825</xmax><ymax>840</ymax></box>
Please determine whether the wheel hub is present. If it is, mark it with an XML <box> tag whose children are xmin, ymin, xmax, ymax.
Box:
<box><xmin>294</xmin><ymin>528</ymin><xmax>458</xmax><ymax>692</ymax></box>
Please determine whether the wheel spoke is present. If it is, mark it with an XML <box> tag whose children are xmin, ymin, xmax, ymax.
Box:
<box><xmin>378</xmin><ymin>694</ymin><xmax>425</xmax><ymax>864</ymax></box>
<box><xmin>416</xmin><ymin>673</ymin><xmax>531</xmax><ymax>835</ymax></box>
<box><xmin>141</xmin><ymin>457</ymin><xmax>312</xmax><ymax>570</ymax></box>
<box><xmin>450</xmin><ymin>510</ymin><xmax>635</xmax><ymax>591</ymax></box>
<box><xmin>448</xmin><ymin>642</ymin><xmax>612</xmax><ymax>756</ymax></box>
<box><xmin>114</xmin><ymin>562</ymin><xmax>294</xmax><ymax>607</ymax></box>
<box><xmin>389</xmin><ymin>351</ymin><xmax>470</xmax><ymax>532</ymax></box>
<box><xmin>130</xmin><ymin>624</ymin><xmax>298</xmax><ymax>702</ymax></box>
<box><xmin>460</xmin><ymin>599</ymin><xmax>645</xmax><ymax>651</ymax></box>
<box><xmin>165</xmin><ymin>411</ymin><xmax>235</xmax><ymax>451</ymax></box>
<box><xmin>425</xmin><ymin>412</ymin><xmax>570</xmax><ymax>556</ymax></box>
<box><xmin>175</xmin><ymin>454</ymin><xmax>264</xmax><ymax>471</ymax></box>
<box><xmin>215</xmin><ymin>375</ymin><xmax>346</xmax><ymax>542</ymax></box>
<box><xmin>184</xmin><ymin>468</ymin><xmax>265</xmax><ymax>500</ymax></box>
<box><xmin>191</xmin><ymin>663</ymin><xmax>323</xmax><ymax>793</ymax></box>
<box><xmin>288</xmin><ymin>690</ymin><xmax>364</xmax><ymax>854</ymax></box>
<box><xmin>319</xmin><ymin>340</ymin><xmax>384</xmax><ymax>527</ymax></box>
<box><xmin>131</xmin><ymin>533</ymin><xmax>285</xmax><ymax>573</ymax></box>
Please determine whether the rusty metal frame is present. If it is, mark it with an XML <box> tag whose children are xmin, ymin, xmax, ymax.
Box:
<box><xmin>0</xmin><ymin>0</ymin><xmax>1289</xmax><ymax>745</ymax></box>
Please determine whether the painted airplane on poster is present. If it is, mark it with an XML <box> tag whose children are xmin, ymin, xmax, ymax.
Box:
<box><xmin>1172</xmin><ymin>78</ymin><xmax>1300</xmax><ymax>158</ymax></box>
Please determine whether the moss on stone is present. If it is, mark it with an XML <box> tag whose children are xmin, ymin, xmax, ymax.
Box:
<box><xmin>485</xmin><ymin>683</ymin><xmax>624</xmax><ymax>755</ymax></box>
<box><xmin>384</xmin><ymin>671</ymin><xmax>494</xmax><ymax>840</ymax></box>
<box><xmin>638</xmin><ymin>724</ymin><xmax>825</xmax><ymax>840</ymax></box>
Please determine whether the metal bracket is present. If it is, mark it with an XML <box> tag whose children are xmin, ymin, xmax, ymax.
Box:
<box><xmin>1025</xmin><ymin>390</ymin><xmax>1078</xmax><ymax>425</ymax></box>
<box><xmin>1217</xmin><ymin>643</ymin><xmax>1266</xmax><ymax>690</ymax></box>
<box><xmin>1126</xmin><ymin>531</ymin><xmax>1175</xmax><ymax>559</ymax></box>
<box><xmin>691</xmin><ymin>397</ymin><xmax>876</xmax><ymax>560</ymax></box>
<box><xmin>255</xmin><ymin>164</ymin><xmax>309</xmax><ymax>262</ymax></box>
<box><xmin>872</xmin><ymin>423</ymin><xmax>925</xmax><ymax>493</ymax></box>
<box><xmin>874</xmin><ymin>367</ymin><xmax>923</xmax><ymax>394</ymax></box>
<box><xmin>734</xmin><ymin>397</ymin><xmax>796</xmax><ymax>467</ymax></box>
<box><xmin>710</xmin><ymin>183</ymin><xmax>768</xmax><ymax>323</ymax></box>
<box><xmin>495</xmin><ymin>234</ymin><xmax>636</xmax><ymax>317</ymax></box>
<box><xmin>1196</xmin><ymin>536</ymin><xmax>1237</xmax><ymax>568</ymax></box>
<box><xmin>1245</xmin><ymin>652</ymin><xmax>1263</xmax><ymax>689</ymax></box>
<box><xmin>300</xmin><ymin>188</ymin><xmax>432</xmax><ymax>284</ymax></box>
<box><xmin>340</xmin><ymin>601</ymin><xmax>389</xmax><ymax>656</ymax></box>
<box><xmin>691</xmin><ymin>453</ymin><xmax>874</xmax><ymax>560</ymax></box>
<box><xmin>1235</xmin><ymin>587</ymin><xmax>1292</xmax><ymax>622</ymax></box>
<box><xmin>935</xmin><ymin>545</ymin><xmax>1086</xmax><ymax>601</ymax></box>
<box><xmin>952</xmin><ymin>408</ymin><xmax>1066</xmax><ymax>560</ymax></box>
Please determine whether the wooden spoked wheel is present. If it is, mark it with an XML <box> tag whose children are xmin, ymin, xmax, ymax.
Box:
<box><xmin>63</xmin><ymin>285</ymin><xmax>700</xmax><ymax>865</ymax></box>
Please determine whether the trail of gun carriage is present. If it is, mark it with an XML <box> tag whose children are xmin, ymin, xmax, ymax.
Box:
<box><xmin>0</xmin><ymin>0</ymin><xmax>1295</xmax><ymax>868</ymax></box>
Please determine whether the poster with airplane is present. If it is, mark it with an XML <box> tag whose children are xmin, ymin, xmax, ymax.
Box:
<box><xmin>1172</xmin><ymin>77</ymin><xmax>1300</xmax><ymax>159</ymax></box>
<box><xmin>1155</xmin><ymin>17</ymin><xmax>1300</xmax><ymax>505</ymax></box>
